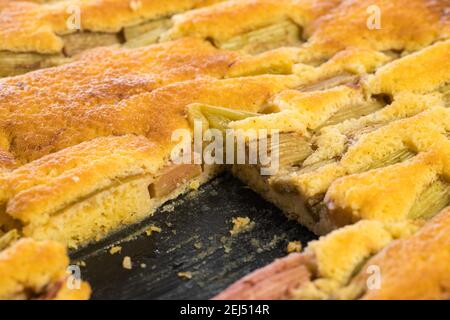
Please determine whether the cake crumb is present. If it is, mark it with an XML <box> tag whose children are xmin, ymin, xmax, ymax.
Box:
<box><xmin>230</xmin><ymin>217</ymin><xmax>254</xmax><ymax>236</ymax></box>
<box><xmin>140</xmin><ymin>263</ymin><xmax>147</xmax><ymax>269</ymax></box>
<box><xmin>194</xmin><ymin>242</ymin><xmax>203</xmax><ymax>250</ymax></box>
<box><xmin>122</xmin><ymin>256</ymin><xmax>132</xmax><ymax>270</ymax></box>
<box><xmin>189</xmin><ymin>180</ymin><xmax>200</xmax><ymax>190</ymax></box>
<box><xmin>177</xmin><ymin>272</ymin><xmax>193</xmax><ymax>280</ymax></box>
<box><xmin>251</xmin><ymin>238</ymin><xmax>260</xmax><ymax>248</ymax></box>
<box><xmin>287</xmin><ymin>241</ymin><xmax>302</xmax><ymax>253</ymax></box>
<box><xmin>109</xmin><ymin>246</ymin><xmax>122</xmax><ymax>255</ymax></box>
<box><xmin>223</xmin><ymin>244</ymin><xmax>232</xmax><ymax>254</ymax></box>
<box><xmin>145</xmin><ymin>225</ymin><xmax>162</xmax><ymax>236</ymax></box>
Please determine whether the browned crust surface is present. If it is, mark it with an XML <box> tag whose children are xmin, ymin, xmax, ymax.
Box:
<box><xmin>352</xmin><ymin>207</ymin><xmax>450</xmax><ymax>300</ymax></box>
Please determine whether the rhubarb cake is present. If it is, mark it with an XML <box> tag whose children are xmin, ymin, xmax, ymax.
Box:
<box><xmin>0</xmin><ymin>0</ymin><xmax>225</xmax><ymax>76</ymax></box>
<box><xmin>0</xmin><ymin>0</ymin><xmax>448</xmax><ymax>300</ymax></box>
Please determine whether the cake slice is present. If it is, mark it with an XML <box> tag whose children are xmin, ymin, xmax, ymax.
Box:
<box><xmin>215</xmin><ymin>206</ymin><xmax>450</xmax><ymax>300</ymax></box>
<box><xmin>194</xmin><ymin>40</ymin><xmax>450</xmax><ymax>235</ymax></box>
<box><xmin>0</xmin><ymin>135</ymin><xmax>214</xmax><ymax>248</ymax></box>
<box><xmin>0</xmin><ymin>73</ymin><xmax>302</xmax><ymax>248</ymax></box>
<box><xmin>0</xmin><ymin>234</ymin><xmax>90</xmax><ymax>300</ymax></box>
<box><xmin>0</xmin><ymin>37</ymin><xmax>307</xmax><ymax>248</ymax></box>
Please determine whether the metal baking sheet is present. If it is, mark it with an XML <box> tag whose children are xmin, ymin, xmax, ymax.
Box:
<box><xmin>72</xmin><ymin>173</ymin><xmax>316</xmax><ymax>300</ymax></box>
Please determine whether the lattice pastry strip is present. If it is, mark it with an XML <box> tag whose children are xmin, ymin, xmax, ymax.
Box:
<box><xmin>326</xmin><ymin>147</ymin><xmax>450</xmax><ymax>226</ymax></box>
<box><xmin>367</xmin><ymin>40</ymin><xmax>450</xmax><ymax>96</ymax></box>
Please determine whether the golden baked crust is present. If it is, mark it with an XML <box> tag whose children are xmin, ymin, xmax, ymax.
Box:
<box><xmin>0</xmin><ymin>73</ymin><xmax>301</xmax><ymax>246</ymax></box>
<box><xmin>0</xmin><ymin>0</ymin><xmax>449</xmax><ymax>300</ymax></box>
<box><xmin>1</xmin><ymin>0</ymin><xmax>448</xmax><ymax>76</ymax></box>
<box><xmin>222</xmin><ymin>39</ymin><xmax>449</xmax><ymax>236</ymax></box>
<box><xmin>0</xmin><ymin>37</ymin><xmax>303</xmax><ymax>247</ymax></box>
<box><xmin>164</xmin><ymin>0</ymin><xmax>318</xmax><ymax>43</ymax></box>
<box><xmin>326</xmin><ymin>139</ymin><xmax>450</xmax><ymax>225</ymax></box>
<box><xmin>0</xmin><ymin>238</ymin><xmax>90</xmax><ymax>299</ymax></box>
<box><xmin>2</xmin><ymin>135</ymin><xmax>166</xmax><ymax>223</ymax></box>
<box><xmin>0</xmin><ymin>0</ymin><xmax>224</xmax><ymax>53</ymax></box>
<box><xmin>342</xmin><ymin>207</ymin><xmax>450</xmax><ymax>300</ymax></box>
<box><xmin>0</xmin><ymin>38</ymin><xmax>238</xmax><ymax>164</ymax></box>
<box><xmin>367</xmin><ymin>40</ymin><xmax>450</xmax><ymax>95</ymax></box>
<box><xmin>0</xmin><ymin>0</ymin><xmax>229</xmax><ymax>77</ymax></box>
<box><xmin>4</xmin><ymin>0</ymin><xmax>442</xmax><ymax>243</ymax></box>
<box><xmin>0</xmin><ymin>1</ymin><xmax>63</xmax><ymax>54</ymax></box>
<box><xmin>165</xmin><ymin>0</ymin><xmax>449</xmax><ymax>58</ymax></box>
<box><xmin>303</xmin><ymin>0</ymin><xmax>449</xmax><ymax>56</ymax></box>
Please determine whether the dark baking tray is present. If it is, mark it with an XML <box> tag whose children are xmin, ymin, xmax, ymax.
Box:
<box><xmin>72</xmin><ymin>173</ymin><xmax>316</xmax><ymax>300</ymax></box>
